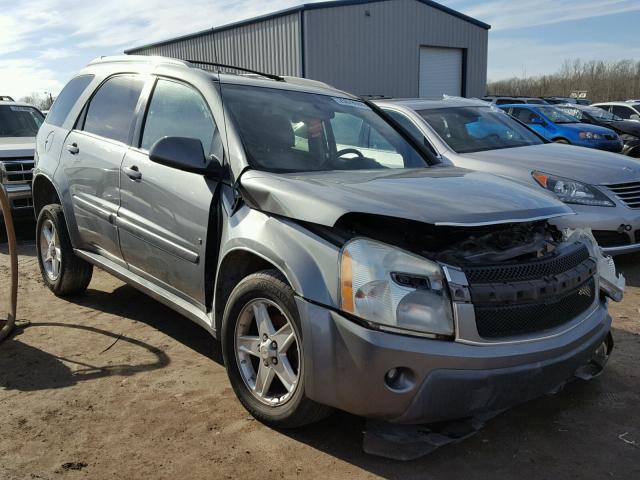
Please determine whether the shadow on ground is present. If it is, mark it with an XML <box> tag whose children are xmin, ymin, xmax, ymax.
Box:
<box><xmin>0</xmin><ymin>323</ymin><xmax>170</xmax><ymax>392</ymax></box>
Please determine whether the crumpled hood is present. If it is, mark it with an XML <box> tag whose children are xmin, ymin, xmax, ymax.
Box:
<box><xmin>460</xmin><ymin>143</ymin><xmax>640</xmax><ymax>185</ymax></box>
<box><xmin>0</xmin><ymin>137</ymin><xmax>35</xmax><ymax>158</ymax></box>
<box><xmin>239</xmin><ymin>167</ymin><xmax>573</xmax><ymax>227</ymax></box>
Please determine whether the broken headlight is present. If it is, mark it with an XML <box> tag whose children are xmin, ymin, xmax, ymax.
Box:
<box><xmin>532</xmin><ymin>171</ymin><xmax>614</xmax><ymax>207</ymax></box>
<box><xmin>339</xmin><ymin>238</ymin><xmax>453</xmax><ymax>337</ymax></box>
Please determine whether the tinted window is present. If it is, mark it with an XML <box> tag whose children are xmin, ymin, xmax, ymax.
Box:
<box><xmin>418</xmin><ymin>106</ymin><xmax>543</xmax><ymax>154</ymax></box>
<box><xmin>83</xmin><ymin>75</ymin><xmax>144</xmax><ymax>143</ymax></box>
<box><xmin>526</xmin><ymin>99</ymin><xmax>547</xmax><ymax>104</ymax></box>
<box><xmin>141</xmin><ymin>79</ymin><xmax>220</xmax><ymax>158</ymax></box>
<box><xmin>511</xmin><ymin>107</ymin><xmax>542</xmax><ymax>124</ymax></box>
<box><xmin>611</xmin><ymin>106</ymin><xmax>636</xmax><ymax>119</ymax></box>
<box><xmin>223</xmin><ymin>85</ymin><xmax>427</xmax><ymax>172</ymax></box>
<box><xmin>46</xmin><ymin>75</ymin><xmax>94</xmax><ymax>127</ymax></box>
<box><xmin>0</xmin><ymin>106</ymin><xmax>44</xmax><ymax>137</ymax></box>
<box><xmin>496</xmin><ymin>99</ymin><xmax>524</xmax><ymax>105</ymax></box>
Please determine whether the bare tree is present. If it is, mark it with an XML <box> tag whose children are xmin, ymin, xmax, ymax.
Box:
<box><xmin>487</xmin><ymin>59</ymin><xmax>640</xmax><ymax>102</ymax></box>
<box><xmin>18</xmin><ymin>92</ymin><xmax>56</xmax><ymax>110</ymax></box>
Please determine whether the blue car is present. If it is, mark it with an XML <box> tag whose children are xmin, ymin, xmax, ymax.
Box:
<box><xmin>499</xmin><ymin>104</ymin><xmax>623</xmax><ymax>152</ymax></box>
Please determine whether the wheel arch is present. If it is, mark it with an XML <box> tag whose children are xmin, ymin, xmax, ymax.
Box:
<box><xmin>32</xmin><ymin>173</ymin><xmax>62</xmax><ymax>217</ymax></box>
<box><xmin>213</xmin><ymin>248</ymin><xmax>292</xmax><ymax>336</ymax></box>
<box><xmin>213</xmin><ymin>219</ymin><xmax>340</xmax><ymax>337</ymax></box>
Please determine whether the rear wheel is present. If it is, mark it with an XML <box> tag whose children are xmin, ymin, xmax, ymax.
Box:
<box><xmin>36</xmin><ymin>204</ymin><xmax>93</xmax><ymax>296</ymax></box>
<box><xmin>221</xmin><ymin>270</ymin><xmax>332</xmax><ymax>428</ymax></box>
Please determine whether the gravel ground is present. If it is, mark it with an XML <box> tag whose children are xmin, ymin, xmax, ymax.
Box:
<box><xmin>1</xmin><ymin>220</ymin><xmax>639</xmax><ymax>479</ymax></box>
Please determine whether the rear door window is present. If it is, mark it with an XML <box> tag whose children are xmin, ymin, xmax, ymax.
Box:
<box><xmin>611</xmin><ymin>106</ymin><xmax>633</xmax><ymax>119</ymax></box>
<box><xmin>83</xmin><ymin>75</ymin><xmax>145</xmax><ymax>144</ymax></box>
<box><xmin>46</xmin><ymin>75</ymin><xmax>94</xmax><ymax>127</ymax></box>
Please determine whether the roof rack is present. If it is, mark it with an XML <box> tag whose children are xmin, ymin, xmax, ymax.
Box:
<box><xmin>186</xmin><ymin>60</ymin><xmax>283</xmax><ymax>82</ymax></box>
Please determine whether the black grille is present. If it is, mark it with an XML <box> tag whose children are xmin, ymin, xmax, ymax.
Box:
<box><xmin>605</xmin><ymin>181</ymin><xmax>640</xmax><ymax>209</ymax></box>
<box><xmin>475</xmin><ymin>278</ymin><xmax>595</xmax><ymax>339</ymax></box>
<box><xmin>463</xmin><ymin>243</ymin><xmax>589</xmax><ymax>284</ymax></box>
<box><xmin>592</xmin><ymin>230</ymin><xmax>630</xmax><ymax>248</ymax></box>
<box><xmin>1</xmin><ymin>158</ymin><xmax>34</xmax><ymax>184</ymax></box>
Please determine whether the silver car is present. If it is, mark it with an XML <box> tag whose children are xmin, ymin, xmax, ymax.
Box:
<box><xmin>33</xmin><ymin>56</ymin><xmax>622</xmax><ymax>432</ymax></box>
<box><xmin>375</xmin><ymin>97</ymin><xmax>640</xmax><ymax>255</ymax></box>
<box><xmin>0</xmin><ymin>101</ymin><xmax>44</xmax><ymax>219</ymax></box>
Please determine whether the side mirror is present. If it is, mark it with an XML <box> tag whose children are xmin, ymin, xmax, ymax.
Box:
<box><xmin>149</xmin><ymin>136</ymin><xmax>224</xmax><ymax>178</ymax></box>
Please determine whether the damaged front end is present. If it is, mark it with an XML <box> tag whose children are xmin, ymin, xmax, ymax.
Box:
<box><xmin>331</xmin><ymin>214</ymin><xmax>624</xmax><ymax>342</ymax></box>
<box><xmin>330</xmin><ymin>216</ymin><xmax>625</xmax><ymax>460</ymax></box>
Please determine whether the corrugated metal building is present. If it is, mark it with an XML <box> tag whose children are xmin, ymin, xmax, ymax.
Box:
<box><xmin>125</xmin><ymin>0</ymin><xmax>490</xmax><ymax>98</ymax></box>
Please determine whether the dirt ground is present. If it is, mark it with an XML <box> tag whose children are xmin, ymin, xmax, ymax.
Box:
<box><xmin>1</xmin><ymin>220</ymin><xmax>638</xmax><ymax>480</ymax></box>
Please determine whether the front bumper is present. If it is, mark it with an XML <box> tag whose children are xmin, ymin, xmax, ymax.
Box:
<box><xmin>0</xmin><ymin>183</ymin><xmax>33</xmax><ymax>218</ymax></box>
<box><xmin>297</xmin><ymin>297</ymin><xmax>611</xmax><ymax>424</ymax></box>
<box><xmin>550</xmin><ymin>203</ymin><xmax>640</xmax><ymax>255</ymax></box>
<box><xmin>583</xmin><ymin>139</ymin><xmax>624</xmax><ymax>153</ymax></box>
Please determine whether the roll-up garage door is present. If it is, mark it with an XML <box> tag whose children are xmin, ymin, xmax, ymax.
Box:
<box><xmin>418</xmin><ymin>47</ymin><xmax>463</xmax><ymax>98</ymax></box>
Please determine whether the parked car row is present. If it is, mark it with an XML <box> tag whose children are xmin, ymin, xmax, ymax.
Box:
<box><xmin>22</xmin><ymin>56</ymin><xmax>625</xmax><ymax>436</ymax></box>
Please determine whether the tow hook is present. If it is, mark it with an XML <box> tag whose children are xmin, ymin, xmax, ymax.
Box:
<box><xmin>574</xmin><ymin>332</ymin><xmax>614</xmax><ymax>381</ymax></box>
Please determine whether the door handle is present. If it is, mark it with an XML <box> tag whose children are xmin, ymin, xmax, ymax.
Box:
<box><xmin>65</xmin><ymin>143</ymin><xmax>79</xmax><ymax>154</ymax></box>
<box><xmin>123</xmin><ymin>165</ymin><xmax>142</xmax><ymax>180</ymax></box>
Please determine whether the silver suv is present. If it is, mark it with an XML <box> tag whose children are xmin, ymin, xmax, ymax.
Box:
<box><xmin>33</xmin><ymin>56</ymin><xmax>623</xmax><ymax>430</ymax></box>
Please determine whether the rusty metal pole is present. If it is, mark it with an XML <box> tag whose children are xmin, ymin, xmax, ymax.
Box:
<box><xmin>0</xmin><ymin>184</ymin><xmax>18</xmax><ymax>341</ymax></box>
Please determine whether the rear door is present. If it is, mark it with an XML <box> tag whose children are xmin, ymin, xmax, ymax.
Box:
<box><xmin>118</xmin><ymin>77</ymin><xmax>224</xmax><ymax>307</ymax></box>
<box><xmin>60</xmin><ymin>74</ymin><xmax>146</xmax><ymax>264</ymax></box>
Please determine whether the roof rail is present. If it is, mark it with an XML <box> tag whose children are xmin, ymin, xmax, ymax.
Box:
<box><xmin>89</xmin><ymin>55</ymin><xmax>190</xmax><ymax>67</ymax></box>
<box><xmin>186</xmin><ymin>60</ymin><xmax>283</xmax><ymax>82</ymax></box>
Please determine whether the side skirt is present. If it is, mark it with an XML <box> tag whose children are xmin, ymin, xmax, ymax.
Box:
<box><xmin>74</xmin><ymin>249</ymin><xmax>217</xmax><ymax>338</ymax></box>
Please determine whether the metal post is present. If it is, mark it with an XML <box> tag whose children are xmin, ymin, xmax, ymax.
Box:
<box><xmin>0</xmin><ymin>184</ymin><xmax>18</xmax><ymax>342</ymax></box>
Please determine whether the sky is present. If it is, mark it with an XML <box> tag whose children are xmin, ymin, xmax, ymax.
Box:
<box><xmin>1</xmin><ymin>0</ymin><xmax>639</xmax><ymax>100</ymax></box>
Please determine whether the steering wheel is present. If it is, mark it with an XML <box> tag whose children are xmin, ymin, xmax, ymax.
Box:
<box><xmin>335</xmin><ymin>148</ymin><xmax>364</xmax><ymax>158</ymax></box>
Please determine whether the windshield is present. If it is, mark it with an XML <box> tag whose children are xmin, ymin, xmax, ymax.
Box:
<box><xmin>536</xmin><ymin>106</ymin><xmax>579</xmax><ymax>124</ymax></box>
<box><xmin>221</xmin><ymin>84</ymin><xmax>428</xmax><ymax>172</ymax></box>
<box><xmin>417</xmin><ymin>106</ymin><xmax>544</xmax><ymax>153</ymax></box>
<box><xmin>584</xmin><ymin>106</ymin><xmax>622</xmax><ymax>121</ymax></box>
<box><xmin>0</xmin><ymin>105</ymin><xmax>44</xmax><ymax>137</ymax></box>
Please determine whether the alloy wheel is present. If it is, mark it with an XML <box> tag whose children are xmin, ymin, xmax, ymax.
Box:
<box><xmin>234</xmin><ymin>298</ymin><xmax>300</xmax><ymax>406</ymax></box>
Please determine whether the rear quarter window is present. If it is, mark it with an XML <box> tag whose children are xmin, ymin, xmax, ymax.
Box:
<box><xmin>46</xmin><ymin>75</ymin><xmax>94</xmax><ymax>127</ymax></box>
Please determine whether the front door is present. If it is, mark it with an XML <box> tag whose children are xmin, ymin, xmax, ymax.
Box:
<box><xmin>118</xmin><ymin>77</ymin><xmax>224</xmax><ymax>307</ymax></box>
<box><xmin>61</xmin><ymin>74</ymin><xmax>145</xmax><ymax>264</ymax></box>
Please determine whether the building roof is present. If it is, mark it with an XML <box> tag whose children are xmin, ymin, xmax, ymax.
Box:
<box><xmin>125</xmin><ymin>0</ymin><xmax>490</xmax><ymax>53</ymax></box>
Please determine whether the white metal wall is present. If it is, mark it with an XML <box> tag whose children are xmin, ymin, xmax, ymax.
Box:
<box><xmin>418</xmin><ymin>47</ymin><xmax>463</xmax><ymax>97</ymax></box>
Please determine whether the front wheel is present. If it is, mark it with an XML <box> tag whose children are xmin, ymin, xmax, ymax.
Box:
<box><xmin>553</xmin><ymin>138</ymin><xmax>570</xmax><ymax>144</ymax></box>
<box><xmin>36</xmin><ymin>204</ymin><xmax>93</xmax><ymax>296</ymax></box>
<box><xmin>221</xmin><ymin>270</ymin><xmax>332</xmax><ymax>428</ymax></box>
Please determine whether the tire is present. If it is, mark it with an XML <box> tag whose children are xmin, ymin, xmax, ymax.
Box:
<box><xmin>36</xmin><ymin>204</ymin><xmax>93</xmax><ymax>296</ymax></box>
<box><xmin>221</xmin><ymin>269</ymin><xmax>332</xmax><ymax>428</ymax></box>
<box><xmin>553</xmin><ymin>138</ymin><xmax>570</xmax><ymax>144</ymax></box>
